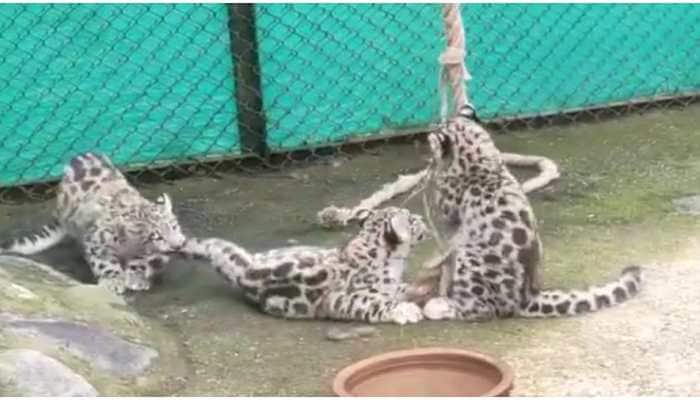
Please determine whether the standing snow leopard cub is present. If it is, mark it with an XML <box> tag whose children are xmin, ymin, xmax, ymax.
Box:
<box><xmin>179</xmin><ymin>207</ymin><xmax>428</xmax><ymax>324</ymax></box>
<box><xmin>0</xmin><ymin>152</ymin><xmax>186</xmax><ymax>294</ymax></box>
<box><xmin>417</xmin><ymin>104</ymin><xmax>643</xmax><ymax>321</ymax></box>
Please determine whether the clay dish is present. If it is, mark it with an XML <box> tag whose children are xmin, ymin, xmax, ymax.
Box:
<box><xmin>332</xmin><ymin>347</ymin><xmax>514</xmax><ymax>396</ymax></box>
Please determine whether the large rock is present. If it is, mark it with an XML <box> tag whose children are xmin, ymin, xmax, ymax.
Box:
<box><xmin>0</xmin><ymin>314</ymin><xmax>158</xmax><ymax>377</ymax></box>
<box><xmin>0</xmin><ymin>349</ymin><xmax>98</xmax><ymax>396</ymax></box>
<box><xmin>0</xmin><ymin>255</ymin><xmax>186</xmax><ymax>395</ymax></box>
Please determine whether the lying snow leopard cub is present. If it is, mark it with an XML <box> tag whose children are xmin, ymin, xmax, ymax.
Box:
<box><xmin>0</xmin><ymin>152</ymin><xmax>186</xmax><ymax>294</ymax></box>
<box><xmin>416</xmin><ymin>104</ymin><xmax>643</xmax><ymax>321</ymax></box>
<box><xmin>179</xmin><ymin>207</ymin><xmax>428</xmax><ymax>324</ymax></box>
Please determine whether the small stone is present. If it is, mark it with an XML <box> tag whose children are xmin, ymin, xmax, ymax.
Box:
<box><xmin>325</xmin><ymin>325</ymin><xmax>379</xmax><ymax>341</ymax></box>
<box><xmin>673</xmin><ymin>195</ymin><xmax>700</xmax><ymax>215</ymax></box>
<box><xmin>353</xmin><ymin>326</ymin><xmax>379</xmax><ymax>337</ymax></box>
<box><xmin>326</xmin><ymin>327</ymin><xmax>355</xmax><ymax>341</ymax></box>
<box><xmin>0</xmin><ymin>349</ymin><xmax>98</xmax><ymax>396</ymax></box>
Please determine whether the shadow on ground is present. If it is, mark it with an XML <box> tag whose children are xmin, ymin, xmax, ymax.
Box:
<box><xmin>1</xmin><ymin>104</ymin><xmax>699</xmax><ymax>395</ymax></box>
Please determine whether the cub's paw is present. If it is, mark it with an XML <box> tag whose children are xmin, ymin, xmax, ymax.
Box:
<box><xmin>124</xmin><ymin>269</ymin><xmax>151</xmax><ymax>291</ymax></box>
<box><xmin>390</xmin><ymin>302</ymin><xmax>423</xmax><ymax>325</ymax></box>
<box><xmin>98</xmin><ymin>275</ymin><xmax>127</xmax><ymax>295</ymax></box>
<box><xmin>404</xmin><ymin>282</ymin><xmax>433</xmax><ymax>301</ymax></box>
<box><xmin>423</xmin><ymin>297</ymin><xmax>456</xmax><ymax>320</ymax></box>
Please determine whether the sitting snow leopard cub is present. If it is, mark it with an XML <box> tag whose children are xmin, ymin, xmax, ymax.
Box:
<box><xmin>0</xmin><ymin>152</ymin><xmax>186</xmax><ymax>294</ymax></box>
<box><xmin>179</xmin><ymin>207</ymin><xmax>428</xmax><ymax>324</ymax></box>
<box><xmin>417</xmin><ymin>104</ymin><xmax>643</xmax><ymax>321</ymax></box>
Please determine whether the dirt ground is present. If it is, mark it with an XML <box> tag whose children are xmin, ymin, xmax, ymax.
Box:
<box><xmin>1</xmin><ymin>103</ymin><xmax>699</xmax><ymax>395</ymax></box>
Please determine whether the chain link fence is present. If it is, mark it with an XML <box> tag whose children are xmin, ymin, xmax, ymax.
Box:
<box><xmin>0</xmin><ymin>4</ymin><xmax>698</xmax><ymax>202</ymax></box>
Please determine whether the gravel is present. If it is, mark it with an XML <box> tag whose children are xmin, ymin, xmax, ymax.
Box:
<box><xmin>507</xmin><ymin>238</ymin><xmax>700</xmax><ymax>396</ymax></box>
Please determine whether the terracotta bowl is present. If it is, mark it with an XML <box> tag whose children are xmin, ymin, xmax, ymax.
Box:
<box><xmin>332</xmin><ymin>347</ymin><xmax>514</xmax><ymax>397</ymax></box>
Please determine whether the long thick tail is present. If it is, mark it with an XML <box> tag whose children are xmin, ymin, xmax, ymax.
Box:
<box><xmin>519</xmin><ymin>266</ymin><xmax>643</xmax><ymax>318</ymax></box>
<box><xmin>0</xmin><ymin>221</ymin><xmax>67</xmax><ymax>255</ymax></box>
<box><xmin>178</xmin><ymin>237</ymin><xmax>253</xmax><ymax>286</ymax></box>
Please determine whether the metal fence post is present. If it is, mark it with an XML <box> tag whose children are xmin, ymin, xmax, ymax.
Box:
<box><xmin>227</xmin><ymin>3</ymin><xmax>268</xmax><ymax>158</ymax></box>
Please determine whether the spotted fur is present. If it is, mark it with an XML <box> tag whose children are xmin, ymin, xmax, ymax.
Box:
<box><xmin>0</xmin><ymin>152</ymin><xmax>186</xmax><ymax>294</ymax></box>
<box><xmin>179</xmin><ymin>207</ymin><xmax>428</xmax><ymax>324</ymax></box>
<box><xmin>419</xmin><ymin>104</ymin><xmax>643</xmax><ymax>321</ymax></box>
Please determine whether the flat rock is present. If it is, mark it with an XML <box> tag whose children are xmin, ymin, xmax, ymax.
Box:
<box><xmin>0</xmin><ymin>348</ymin><xmax>98</xmax><ymax>396</ymax></box>
<box><xmin>0</xmin><ymin>314</ymin><xmax>158</xmax><ymax>377</ymax></box>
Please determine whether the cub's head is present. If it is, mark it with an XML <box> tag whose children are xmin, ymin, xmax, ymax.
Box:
<box><xmin>144</xmin><ymin>193</ymin><xmax>186</xmax><ymax>253</ymax></box>
<box><xmin>352</xmin><ymin>207</ymin><xmax>429</xmax><ymax>250</ymax></box>
<box><xmin>428</xmin><ymin>103</ymin><xmax>501</xmax><ymax>173</ymax></box>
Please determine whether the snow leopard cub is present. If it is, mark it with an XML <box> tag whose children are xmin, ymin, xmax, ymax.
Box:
<box><xmin>179</xmin><ymin>207</ymin><xmax>429</xmax><ymax>324</ymax></box>
<box><xmin>0</xmin><ymin>152</ymin><xmax>186</xmax><ymax>294</ymax></box>
<box><xmin>418</xmin><ymin>104</ymin><xmax>643</xmax><ymax>321</ymax></box>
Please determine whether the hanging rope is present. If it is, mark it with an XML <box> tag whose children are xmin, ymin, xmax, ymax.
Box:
<box><xmin>316</xmin><ymin>3</ymin><xmax>561</xmax><ymax>229</ymax></box>
<box><xmin>439</xmin><ymin>3</ymin><xmax>470</xmax><ymax>120</ymax></box>
<box><xmin>438</xmin><ymin>3</ymin><xmax>561</xmax><ymax>192</ymax></box>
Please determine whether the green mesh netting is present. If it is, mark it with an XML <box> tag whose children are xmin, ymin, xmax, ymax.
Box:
<box><xmin>0</xmin><ymin>4</ymin><xmax>238</xmax><ymax>187</ymax></box>
<box><xmin>1</xmin><ymin>4</ymin><xmax>698</xmax><ymax>187</ymax></box>
<box><xmin>256</xmin><ymin>4</ymin><xmax>443</xmax><ymax>151</ymax></box>
<box><xmin>256</xmin><ymin>4</ymin><xmax>700</xmax><ymax>150</ymax></box>
<box><xmin>463</xmin><ymin>4</ymin><xmax>700</xmax><ymax>117</ymax></box>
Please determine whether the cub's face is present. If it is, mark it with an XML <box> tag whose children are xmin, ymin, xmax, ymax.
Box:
<box><xmin>354</xmin><ymin>207</ymin><xmax>429</xmax><ymax>249</ymax></box>
<box><xmin>145</xmin><ymin>193</ymin><xmax>186</xmax><ymax>253</ymax></box>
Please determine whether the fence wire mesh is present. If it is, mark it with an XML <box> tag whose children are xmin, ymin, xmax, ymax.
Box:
<box><xmin>0</xmin><ymin>4</ymin><xmax>241</xmax><ymax>201</ymax></box>
<box><xmin>0</xmin><ymin>4</ymin><xmax>698</xmax><ymax>203</ymax></box>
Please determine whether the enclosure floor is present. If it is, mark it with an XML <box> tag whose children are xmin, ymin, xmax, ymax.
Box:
<box><xmin>1</xmin><ymin>104</ymin><xmax>699</xmax><ymax>395</ymax></box>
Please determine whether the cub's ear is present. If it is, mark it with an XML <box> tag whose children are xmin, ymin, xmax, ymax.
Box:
<box><xmin>384</xmin><ymin>212</ymin><xmax>411</xmax><ymax>246</ymax></box>
<box><xmin>156</xmin><ymin>193</ymin><xmax>173</xmax><ymax>210</ymax></box>
<box><xmin>459</xmin><ymin>102</ymin><xmax>480</xmax><ymax>122</ymax></box>
<box><xmin>352</xmin><ymin>208</ymin><xmax>373</xmax><ymax>226</ymax></box>
<box><xmin>428</xmin><ymin>130</ymin><xmax>452</xmax><ymax>162</ymax></box>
